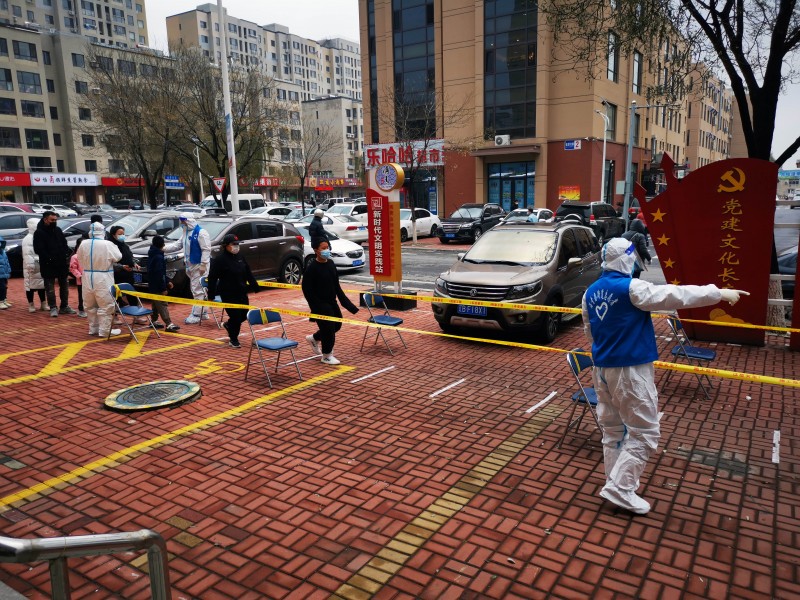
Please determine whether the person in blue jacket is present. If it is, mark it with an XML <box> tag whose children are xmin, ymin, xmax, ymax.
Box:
<box><xmin>146</xmin><ymin>235</ymin><xmax>180</xmax><ymax>332</ymax></box>
<box><xmin>582</xmin><ymin>238</ymin><xmax>747</xmax><ymax>514</ymax></box>
<box><xmin>0</xmin><ymin>236</ymin><xmax>11</xmax><ymax>309</ymax></box>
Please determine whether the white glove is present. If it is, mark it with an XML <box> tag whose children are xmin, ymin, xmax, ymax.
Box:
<box><xmin>719</xmin><ymin>289</ymin><xmax>749</xmax><ymax>305</ymax></box>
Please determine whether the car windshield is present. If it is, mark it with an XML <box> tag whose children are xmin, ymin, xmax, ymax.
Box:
<box><xmin>165</xmin><ymin>220</ymin><xmax>231</xmax><ymax>241</ymax></box>
<box><xmin>296</xmin><ymin>225</ymin><xmax>340</xmax><ymax>241</ymax></box>
<box><xmin>327</xmin><ymin>205</ymin><xmax>352</xmax><ymax>215</ymax></box>
<box><xmin>286</xmin><ymin>208</ymin><xmax>312</xmax><ymax>220</ymax></box>
<box><xmin>556</xmin><ymin>206</ymin><xmax>589</xmax><ymax>217</ymax></box>
<box><xmin>399</xmin><ymin>209</ymin><xmax>412</xmax><ymax>220</ymax></box>
<box><xmin>449</xmin><ymin>207</ymin><xmax>482</xmax><ymax>219</ymax></box>
<box><xmin>463</xmin><ymin>230</ymin><xmax>558</xmax><ymax>265</ymax></box>
<box><xmin>331</xmin><ymin>214</ymin><xmax>360</xmax><ymax>223</ymax></box>
<box><xmin>107</xmin><ymin>214</ymin><xmax>153</xmax><ymax>234</ymax></box>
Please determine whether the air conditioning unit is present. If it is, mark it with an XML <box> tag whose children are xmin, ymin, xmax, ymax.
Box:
<box><xmin>346</xmin><ymin>133</ymin><xmax>355</xmax><ymax>139</ymax></box>
<box><xmin>494</xmin><ymin>134</ymin><xmax>511</xmax><ymax>147</ymax></box>
<box><xmin>49</xmin><ymin>28</ymin><xmax>57</xmax><ymax>33</ymax></box>
<box><xmin>68</xmin><ymin>10</ymin><xmax>74</xmax><ymax>15</ymax></box>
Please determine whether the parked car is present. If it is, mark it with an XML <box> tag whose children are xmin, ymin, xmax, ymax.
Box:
<box><xmin>2</xmin><ymin>230</ymin><xmax>27</xmax><ymax>275</ymax></box>
<box><xmin>437</xmin><ymin>203</ymin><xmax>505</xmax><ymax>243</ymax></box>
<box><xmin>295</xmin><ymin>225</ymin><xmax>365</xmax><ymax>272</ymax></box>
<box><xmin>554</xmin><ymin>201</ymin><xmax>625</xmax><ymax>245</ymax></box>
<box><xmin>315</xmin><ymin>197</ymin><xmax>353</xmax><ymax>211</ymax></box>
<box><xmin>86</xmin><ymin>204</ymin><xmax>126</xmax><ymax>214</ymax></box>
<box><xmin>63</xmin><ymin>201</ymin><xmax>94</xmax><ymax>215</ymax></box>
<box><xmin>326</xmin><ymin>202</ymin><xmax>370</xmax><ymax>223</ymax></box>
<box><xmin>432</xmin><ymin>220</ymin><xmax>602</xmax><ymax>343</ymax></box>
<box><xmin>130</xmin><ymin>215</ymin><xmax>305</xmax><ymax>295</ymax></box>
<box><xmin>0</xmin><ymin>202</ymin><xmax>31</xmax><ymax>213</ymax></box>
<box><xmin>200</xmin><ymin>194</ymin><xmax>266</xmax><ymax>213</ymax></box>
<box><xmin>398</xmin><ymin>208</ymin><xmax>442</xmax><ymax>240</ymax></box>
<box><xmin>778</xmin><ymin>250</ymin><xmax>797</xmax><ymax>299</ymax></box>
<box><xmin>297</xmin><ymin>213</ymin><xmax>368</xmax><ymax>243</ymax></box>
<box><xmin>500</xmin><ymin>208</ymin><xmax>554</xmax><ymax>224</ymax></box>
<box><xmin>0</xmin><ymin>212</ymin><xmax>35</xmax><ymax>236</ymax></box>
<box><xmin>248</xmin><ymin>206</ymin><xmax>294</xmax><ymax>219</ymax></box>
<box><xmin>26</xmin><ymin>203</ymin><xmax>77</xmax><ymax>217</ymax></box>
<box><xmin>110</xmin><ymin>198</ymin><xmax>144</xmax><ymax>210</ymax></box>
<box><xmin>106</xmin><ymin>211</ymin><xmax>184</xmax><ymax>245</ymax></box>
<box><xmin>284</xmin><ymin>207</ymin><xmax>316</xmax><ymax>222</ymax></box>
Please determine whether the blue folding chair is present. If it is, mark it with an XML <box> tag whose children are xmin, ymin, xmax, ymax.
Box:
<box><xmin>558</xmin><ymin>349</ymin><xmax>602</xmax><ymax>448</ymax></box>
<box><xmin>360</xmin><ymin>292</ymin><xmax>407</xmax><ymax>356</ymax></box>
<box><xmin>244</xmin><ymin>309</ymin><xmax>302</xmax><ymax>387</ymax></box>
<box><xmin>201</xmin><ymin>276</ymin><xmax>223</xmax><ymax>329</ymax></box>
<box><xmin>110</xmin><ymin>283</ymin><xmax>161</xmax><ymax>343</ymax></box>
<box><xmin>662</xmin><ymin>315</ymin><xmax>717</xmax><ymax>400</ymax></box>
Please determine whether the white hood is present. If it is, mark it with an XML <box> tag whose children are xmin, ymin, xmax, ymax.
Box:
<box><xmin>180</xmin><ymin>214</ymin><xmax>198</xmax><ymax>229</ymax></box>
<box><xmin>89</xmin><ymin>222</ymin><xmax>106</xmax><ymax>239</ymax></box>
<box><xmin>26</xmin><ymin>218</ymin><xmax>38</xmax><ymax>234</ymax></box>
<box><xmin>601</xmin><ymin>237</ymin><xmax>637</xmax><ymax>275</ymax></box>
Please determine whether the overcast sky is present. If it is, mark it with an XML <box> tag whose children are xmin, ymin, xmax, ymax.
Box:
<box><xmin>145</xmin><ymin>0</ymin><xmax>799</xmax><ymax>169</ymax></box>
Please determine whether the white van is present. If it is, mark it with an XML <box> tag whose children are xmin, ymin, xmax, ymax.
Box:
<box><xmin>200</xmin><ymin>194</ymin><xmax>265</xmax><ymax>213</ymax></box>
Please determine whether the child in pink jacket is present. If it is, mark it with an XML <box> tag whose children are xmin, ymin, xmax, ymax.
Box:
<box><xmin>69</xmin><ymin>238</ymin><xmax>87</xmax><ymax>318</ymax></box>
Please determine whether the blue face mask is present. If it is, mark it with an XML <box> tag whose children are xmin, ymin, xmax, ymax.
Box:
<box><xmin>117</xmin><ymin>235</ymin><xmax>125</xmax><ymax>241</ymax></box>
<box><xmin>320</xmin><ymin>249</ymin><xmax>332</xmax><ymax>260</ymax></box>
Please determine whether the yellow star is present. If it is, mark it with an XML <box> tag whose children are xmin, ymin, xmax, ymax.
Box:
<box><xmin>657</xmin><ymin>234</ymin><xmax>670</xmax><ymax>246</ymax></box>
<box><xmin>651</xmin><ymin>209</ymin><xmax>667</xmax><ymax>222</ymax></box>
<box><xmin>663</xmin><ymin>258</ymin><xmax>675</xmax><ymax>269</ymax></box>
<box><xmin>670</xmin><ymin>278</ymin><xmax>681</xmax><ymax>285</ymax></box>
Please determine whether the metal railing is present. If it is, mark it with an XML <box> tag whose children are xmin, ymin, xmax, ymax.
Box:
<box><xmin>0</xmin><ymin>529</ymin><xmax>170</xmax><ymax>599</ymax></box>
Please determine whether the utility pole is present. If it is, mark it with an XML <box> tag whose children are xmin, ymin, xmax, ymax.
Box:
<box><xmin>623</xmin><ymin>100</ymin><xmax>637</xmax><ymax>230</ymax></box>
<box><xmin>217</xmin><ymin>0</ymin><xmax>239</xmax><ymax>215</ymax></box>
<box><xmin>594</xmin><ymin>108</ymin><xmax>610</xmax><ymax>203</ymax></box>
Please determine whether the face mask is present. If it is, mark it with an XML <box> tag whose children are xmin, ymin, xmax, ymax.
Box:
<box><xmin>117</xmin><ymin>235</ymin><xmax>126</xmax><ymax>241</ymax></box>
<box><xmin>320</xmin><ymin>249</ymin><xmax>332</xmax><ymax>260</ymax></box>
<box><xmin>229</xmin><ymin>245</ymin><xmax>240</xmax><ymax>254</ymax></box>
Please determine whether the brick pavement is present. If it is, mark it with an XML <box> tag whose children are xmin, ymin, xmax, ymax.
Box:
<box><xmin>0</xmin><ymin>274</ymin><xmax>797</xmax><ymax>599</ymax></box>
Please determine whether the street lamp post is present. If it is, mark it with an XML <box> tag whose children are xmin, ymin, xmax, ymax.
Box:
<box><xmin>594</xmin><ymin>109</ymin><xmax>610</xmax><ymax>203</ymax></box>
<box><xmin>192</xmin><ymin>137</ymin><xmax>204</xmax><ymax>202</ymax></box>
<box><xmin>217</xmin><ymin>0</ymin><xmax>239</xmax><ymax>215</ymax></box>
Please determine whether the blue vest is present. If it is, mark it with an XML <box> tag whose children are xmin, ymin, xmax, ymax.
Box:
<box><xmin>585</xmin><ymin>271</ymin><xmax>658</xmax><ymax>368</ymax></box>
<box><xmin>186</xmin><ymin>226</ymin><xmax>202</xmax><ymax>265</ymax></box>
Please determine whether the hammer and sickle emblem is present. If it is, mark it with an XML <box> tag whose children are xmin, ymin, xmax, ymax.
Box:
<box><xmin>717</xmin><ymin>168</ymin><xmax>746</xmax><ymax>193</ymax></box>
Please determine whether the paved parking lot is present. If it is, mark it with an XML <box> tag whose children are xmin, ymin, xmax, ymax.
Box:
<box><xmin>0</xmin><ymin>275</ymin><xmax>797</xmax><ymax>599</ymax></box>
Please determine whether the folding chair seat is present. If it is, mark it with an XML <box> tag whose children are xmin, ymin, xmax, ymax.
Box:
<box><xmin>110</xmin><ymin>283</ymin><xmax>161</xmax><ymax>343</ymax></box>
<box><xmin>244</xmin><ymin>309</ymin><xmax>302</xmax><ymax>387</ymax></box>
<box><xmin>662</xmin><ymin>315</ymin><xmax>717</xmax><ymax>400</ymax></box>
<box><xmin>360</xmin><ymin>292</ymin><xmax>407</xmax><ymax>356</ymax></box>
<box><xmin>201</xmin><ymin>276</ymin><xmax>223</xmax><ymax>329</ymax></box>
<box><xmin>557</xmin><ymin>348</ymin><xmax>602</xmax><ymax>448</ymax></box>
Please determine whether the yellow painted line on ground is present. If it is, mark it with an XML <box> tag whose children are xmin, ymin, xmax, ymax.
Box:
<box><xmin>0</xmin><ymin>332</ymin><xmax>218</xmax><ymax>387</ymax></box>
<box><xmin>0</xmin><ymin>366</ymin><xmax>354</xmax><ymax>511</ymax></box>
<box><xmin>330</xmin><ymin>404</ymin><xmax>565</xmax><ymax>600</ymax></box>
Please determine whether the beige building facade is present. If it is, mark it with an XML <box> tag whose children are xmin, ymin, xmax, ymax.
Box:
<box><xmin>301</xmin><ymin>96</ymin><xmax>364</xmax><ymax>180</ymax></box>
<box><xmin>361</xmin><ymin>0</ymin><xmax>734</xmax><ymax>214</ymax></box>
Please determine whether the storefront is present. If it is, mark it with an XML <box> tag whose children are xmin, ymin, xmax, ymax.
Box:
<box><xmin>0</xmin><ymin>173</ymin><xmax>31</xmax><ymax>203</ymax></box>
<box><xmin>31</xmin><ymin>173</ymin><xmax>98</xmax><ymax>205</ymax></box>
<box><xmin>239</xmin><ymin>176</ymin><xmax>280</xmax><ymax>201</ymax></box>
<box><xmin>101</xmin><ymin>177</ymin><xmax>146</xmax><ymax>205</ymax></box>
<box><xmin>487</xmin><ymin>161</ymin><xmax>535</xmax><ymax>211</ymax></box>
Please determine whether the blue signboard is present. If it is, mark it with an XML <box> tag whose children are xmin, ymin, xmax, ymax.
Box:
<box><xmin>564</xmin><ymin>140</ymin><xmax>583</xmax><ymax>151</ymax></box>
<box><xmin>164</xmin><ymin>174</ymin><xmax>184</xmax><ymax>190</ymax></box>
<box><xmin>778</xmin><ymin>169</ymin><xmax>800</xmax><ymax>180</ymax></box>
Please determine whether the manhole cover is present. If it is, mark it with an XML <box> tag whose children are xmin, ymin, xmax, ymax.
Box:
<box><xmin>104</xmin><ymin>380</ymin><xmax>201</xmax><ymax>411</ymax></box>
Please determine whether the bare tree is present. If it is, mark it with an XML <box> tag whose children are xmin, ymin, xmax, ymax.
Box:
<box><xmin>539</xmin><ymin>0</ymin><xmax>800</xmax><ymax>164</ymax></box>
<box><xmin>375</xmin><ymin>85</ymin><xmax>477</xmax><ymax>241</ymax></box>
<box><xmin>284</xmin><ymin>121</ymin><xmax>340</xmax><ymax>212</ymax></box>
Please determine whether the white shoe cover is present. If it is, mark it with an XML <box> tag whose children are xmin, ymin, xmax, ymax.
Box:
<box><xmin>600</xmin><ymin>482</ymin><xmax>650</xmax><ymax>514</ymax></box>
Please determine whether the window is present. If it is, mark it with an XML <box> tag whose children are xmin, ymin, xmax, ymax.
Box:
<box><xmin>20</xmin><ymin>100</ymin><xmax>45</xmax><ymax>117</ymax></box>
<box><xmin>0</xmin><ymin>156</ymin><xmax>24</xmax><ymax>171</ymax></box>
<box><xmin>0</xmin><ymin>39</ymin><xmax>6</xmax><ymax>57</ymax></box>
<box><xmin>0</xmin><ymin>69</ymin><xmax>13</xmax><ymax>91</ymax></box>
<box><xmin>0</xmin><ymin>127</ymin><xmax>21</xmax><ymax>148</ymax></box>
<box><xmin>57</xmin><ymin>159</ymin><xmax>65</xmax><ymax>172</ymax></box>
<box><xmin>632</xmin><ymin>50</ymin><xmax>642</xmax><ymax>95</ymax></box>
<box><xmin>117</xmin><ymin>59</ymin><xmax>135</xmax><ymax>75</ymax></box>
<box><xmin>108</xmin><ymin>159</ymin><xmax>124</xmax><ymax>172</ymax></box>
<box><xmin>79</xmin><ymin>107</ymin><xmax>91</xmax><ymax>120</ymax></box>
<box><xmin>43</xmin><ymin>51</ymin><xmax>51</xmax><ymax>65</ymax></box>
<box><xmin>72</xmin><ymin>53</ymin><xmax>85</xmax><ymax>68</ymax></box>
<box><xmin>0</xmin><ymin>98</ymin><xmax>15</xmax><ymax>115</ymax></box>
<box><xmin>17</xmin><ymin>71</ymin><xmax>42</xmax><ymax>94</ymax></box>
<box><xmin>83</xmin><ymin>18</ymin><xmax>96</xmax><ymax>29</ymax></box>
<box><xmin>81</xmin><ymin>134</ymin><xmax>94</xmax><ymax>147</ymax></box>
<box><xmin>200</xmin><ymin>35</ymin><xmax>209</xmax><ymax>44</ymax></box>
<box><xmin>12</xmin><ymin>5</ymin><xmax>21</xmax><ymax>17</ymax></box>
<box><xmin>199</xmin><ymin>20</ymin><xmax>207</xmax><ymax>29</ymax></box>
<box><xmin>140</xmin><ymin>63</ymin><xmax>157</xmax><ymax>77</ymax></box>
<box><xmin>97</xmin><ymin>56</ymin><xmax>113</xmax><ymax>72</ymax></box>
<box><xmin>25</xmin><ymin>129</ymin><xmax>49</xmax><ymax>150</ymax></box>
<box><xmin>605</xmin><ymin>31</ymin><xmax>621</xmax><ymax>82</ymax></box>
<box><xmin>49</xmin><ymin>106</ymin><xmax>57</xmax><ymax>119</ymax></box>
<box><xmin>75</xmin><ymin>80</ymin><xmax>88</xmax><ymax>94</ymax></box>
<box><xmin>53</xmin><ymin>133</ymin><xmax>61</xmax><ymax>146</ymax></box>
<box><xmin>29</xmin><ymin>157</ymin><xmax>52</xmax><ymax>171</ymax></box>
<box><xmin>13</xmin><ymin>41</ymin><xmax>38</xmax><ymax>62</ymax></box>
<box><xmin>84</xmin><ymin>160</ymin><xmax>97</xmax><ymax>171</ymax></box>
<box><xmin>605</xmin><ymin>103</ymin><xmax>617</xmax><ymax>141</ymax></box>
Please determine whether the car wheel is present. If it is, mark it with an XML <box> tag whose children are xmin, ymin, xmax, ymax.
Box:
<box><xmin>439</xmin><ymin>237</ymin><xmax>449</xmax><ymax>244</ymax></box>
<box><xmin>438</xmin><ymin>320</ymin><xmax>457</xmax><ymax>334</ymax></box>
<box><xmin>473</xmin><ymin>227</ymin><xmax>483</xmax><ymax>242</ymax></box>
<box><xmin>430</xmin><ymin>225</ymin><xmax>438</xmax><ymax>237</ymax></box>
<box><xmin>280</xmin><ymin>258</ymin><xmax>302</xmax><ymax>285</ymax></box>
<box><xmin>536</xmin><ymin>301</ymin><xmax>562</xmax><ymax>344</ymax></box>
<box><xmin>400</xmin><ymin>228</ymin><xmax>408</xmax><ymax>242</ymax></box>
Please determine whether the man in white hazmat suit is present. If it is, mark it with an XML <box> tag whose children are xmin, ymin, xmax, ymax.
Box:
<box><xmin>179</xmin><ymin>213</ymin><xmax>211</xmax><ymax>324</ymax></box>
<box><xmin>582</xmin><ymin>238</ymin><xmax>748</xmax><ymax>514</ymax></box>
<box><xmin>77</xmin><ymin>222</ymin><xmax>122</xmax><ymax>337</ymax></box>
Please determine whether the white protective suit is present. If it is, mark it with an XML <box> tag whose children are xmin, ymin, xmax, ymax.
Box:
<box><xmin>581</xmin><ymin>238</ymin><xmax>745</xmax><ymax>514</ymax></box>
<box><xmin>76</xmin><ymin>222</ymin><xmax>122</xmax><ymax>336</ymax></box>
<box><xmin>180</xmin><ymin>214</ymin><xmax>211</xmax><ymax>322</ymax></box>
<box><xmin>22</xmin><ymin>218</ymin><xmax>44</xmax><ymax>292</ymax></box>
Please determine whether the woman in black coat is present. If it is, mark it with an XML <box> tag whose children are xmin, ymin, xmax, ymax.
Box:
<box><xmin>207</xmin><ymin>234</ymin><xmax>259</xmax><ymax>348</ymax></box>
<box><xmin>108</xmin><ymin>224</ymin><xmax>137</xmax><ymax>307</ymax></box>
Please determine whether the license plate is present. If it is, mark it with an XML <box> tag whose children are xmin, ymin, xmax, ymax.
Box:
<box><xmin>358</xmin><ymin>226</ymin><xmax>366</xmax><ymax>231</ymax></box>
<box><xmin>457</xmin><ymin>305</ymin><xmax>487</xmax><ymax>317</ymax></box>
<box><xmin>133</xmin><ymin>272</ymin><xmax>143</xmax><ymax>284</ymax></box>
<box><xmin>352</xmin><ymin>259</ymin><xmax>364</xmax><ymax>266</ymax></box>
<box><xmin>446</xmin><ymin>233</ymin><xmax>455</xmax><ymax>238</ymax></box>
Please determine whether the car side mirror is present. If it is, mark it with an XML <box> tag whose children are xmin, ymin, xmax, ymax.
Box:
<box><xmin>567</xmin><ymin>257</ymin><xmax>582</xmax><ymax>269</ymax></box>
<box><xmin>457</xmin><ymin>252</ymin><xmax>466</xmax><ymax>261</ymax></box>
<box><xmin>143</xmin><ymin>229</ymin><xmax>157</xmax><ymax>238</ymax></box>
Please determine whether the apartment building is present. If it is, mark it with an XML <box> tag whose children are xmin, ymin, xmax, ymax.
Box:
<box><xmin>301</xmin><ymin>95</ymin><xmax>364</xmax><ymax>180</ymax></box>
<box><xmin>685</xmin><ymin>68</ymin><xmax>733</xmax><ymax>170</ymax></box>
<box><xmin>361</xmin><ymin>0</ymin><xmax>733</xmax><ymax>214</ymax></box>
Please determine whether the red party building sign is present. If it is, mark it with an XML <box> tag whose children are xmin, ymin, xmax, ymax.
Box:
<box><xmin>642</xmin><ymin>154</ymin><xmax>777</xmax><ymax>345</ymax></box>
<box><xmin>367</xmin><ymin>189</ymin><xmax>401</xmax><ymax>283</ymax></box>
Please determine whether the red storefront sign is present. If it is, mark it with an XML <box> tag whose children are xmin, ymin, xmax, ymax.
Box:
<box><xmin>0</xmin><ymin>173</ymin><xmax>31</xmax><ymax>186</ymax></box>
<box><xmin>315</xmin><ymin>177</ymin><xmax>363</xmax><ymax>188</ymax></box>
<box><xmin>365</xmin><ymin>140</ymin><xmax>445</xmax><ymax>169</ymax></box>
<box><xmin>642</xmin><ymin>154</ymin><xmax>777</xmax><ymax>345</ymax></box>
<box><xmin>101</xmin><ymin>177</ymin><xmax>145</xmax><ymax>187</ymax></box>
<box><xmin>239</xmin><ymin>177</ymin><xmax>280</xmax><ymax>187</ymax></box>
<box><xmin>367</xmin><ymin>189</ymin><xmax>401</xmax><ymax>282</ymax></box>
